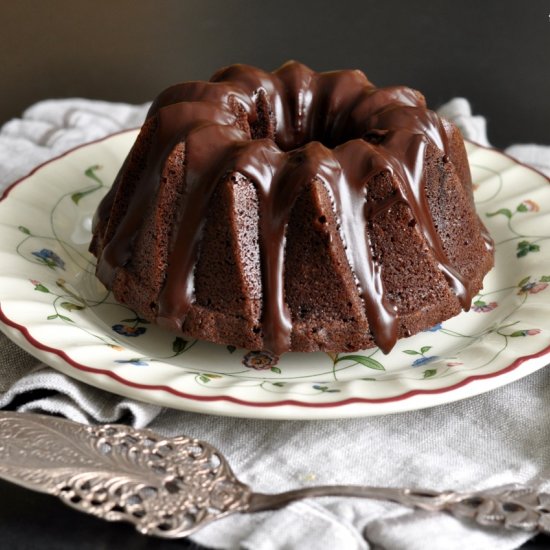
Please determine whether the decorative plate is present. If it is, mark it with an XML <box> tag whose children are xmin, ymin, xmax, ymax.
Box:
<box><xmin>1</xmin><ymin>130</ymin><xmax>549</xmax><ymax>419</ymax></box>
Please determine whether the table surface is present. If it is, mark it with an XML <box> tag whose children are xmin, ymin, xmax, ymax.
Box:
<box><xmin>1</xmin><ymin>1</ymin><xmax>549</xmax><ymax>548</ymax></box>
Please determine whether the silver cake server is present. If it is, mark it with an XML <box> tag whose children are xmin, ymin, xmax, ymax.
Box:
<box><xmin>0</xmin><ymin>411</ymin><xmax>548</xmax><ymax>539</ymax></box>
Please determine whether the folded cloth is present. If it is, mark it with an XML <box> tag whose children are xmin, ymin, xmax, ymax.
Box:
<box><xmin>1</xmin><ymin>97</ymin><xmax>549</xmax><ymax>550</ymax></box>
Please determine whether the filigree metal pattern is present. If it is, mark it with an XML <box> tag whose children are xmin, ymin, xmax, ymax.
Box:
<box><xmin>0</xmin><ymin>411</ymin><xmax>548</xmax><ymax>539</ymax></box>
<box><xmin>0</xmin><ymin>412</ymin><xmax>252</xmax><ymax>538</ymax></box>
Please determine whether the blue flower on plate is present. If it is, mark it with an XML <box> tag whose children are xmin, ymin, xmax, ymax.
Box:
<box><xmin>112</xmin><ymin>324</ymin><xmax>146</xmax><ymax>337</ymax></box>
<box><xmin>423</xmin><ymin>323</ymin><xmax>442</xmax><ymax>332</ymax></box>
<box><xmin>114</xmin><ymin>358</ymin><xmax>148</xmax><ymax>366</ymax></box>
<box><xmin>32</xmin><ymin>248</ymin><xmax>65</xmax><ymax>270</ymax></box>
<box><xmin>412</xmin><ymin>355</ymin><xmax>439</xmax><ymax>367</ymax></box>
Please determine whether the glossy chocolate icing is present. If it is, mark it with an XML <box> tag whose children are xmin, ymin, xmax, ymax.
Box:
<box><xmin>94</xmin><ymin>61</ymin><xmax>482</xmax><ymax>355</ymax></box>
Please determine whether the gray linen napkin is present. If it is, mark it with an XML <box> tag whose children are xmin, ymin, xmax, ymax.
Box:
<box><xmin>1</xmin><ymin>96</ymin><xmax>550</xmax><ymax>550</ymax></box>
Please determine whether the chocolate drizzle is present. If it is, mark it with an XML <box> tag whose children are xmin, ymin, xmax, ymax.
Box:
<box><xmin>93</xmin><ymin>61</ymin><xmax>481</xmax><ymax>355</ymax></box>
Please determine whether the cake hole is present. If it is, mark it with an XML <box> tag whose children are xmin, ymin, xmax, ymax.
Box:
<box><xmin>408</xmin><ymin>219</ymin><xmax>416</xmax><ymax>228</ymax></box>
<box><xmin>318</xmin><ymin>215</ymin><xmax>327</xmax><ymax>224</ymax></box>
<box><xmin>364</xmin><ymin>130</ymin><xmax>388</xmax><ymax>145</ymax></box>
<box><xmin>252</xmin><ymin>102</ymin><xmax>377</xmax><ymax>151</ymax></box>
<box><xmin>252</xmin><ymin>326</ymin><xmax>261</xmax><ymax>334</ymax></box>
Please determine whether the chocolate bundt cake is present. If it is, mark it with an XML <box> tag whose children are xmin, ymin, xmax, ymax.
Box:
<box><xmin>90</xmin><ymin>61</ymin><xmax>494</xmax><ymax>355</ymax></box>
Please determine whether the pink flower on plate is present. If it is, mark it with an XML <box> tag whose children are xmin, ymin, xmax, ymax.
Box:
<box><xmin>510</xmin><ymin>328</ymin><xmax>542</xmax><ymax>337</ymax></box>
<box><xmin>446</xmin><ymin>361</ymin><xmax>463</xmax><ymax>367</ymax></box>
<box><xmin>518</xmin><ymin>282</ymin><xmax>548</xmax><ymax>295</ymax></box>
<box><xmin>29</xmin><ymin>279</ymin><xmax>40</xmax><ymax>286</ymax></box>
<box><xmin>472</xmin><ymin>300</ymin><xmax>498</xmax><ymax>313</ymax></box>
<box><xmin>521</xmin><ymin>200</ymin><xmax>540</xmax><ymax>212</ymax></box>
<box><xmin>242</xmin><ymin>350</ymin><xmax>279</xmax><ymax>370</ymax></box>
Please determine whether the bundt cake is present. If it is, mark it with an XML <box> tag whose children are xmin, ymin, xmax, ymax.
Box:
<box><xmin>90</xmin><ymin>61</ymin><xmax>494</xmax><ymax>356</ymax></box>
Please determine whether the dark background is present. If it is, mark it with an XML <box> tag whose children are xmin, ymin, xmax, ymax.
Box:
<box><xmin>2</xmin><ymin>0</ymin><xmax>550</xmax><ymax>148</ymax></box>
<box><xmin>1</xmin><ymin>1</ymin><xmax>549</xmax><ymax>548</ymax></box>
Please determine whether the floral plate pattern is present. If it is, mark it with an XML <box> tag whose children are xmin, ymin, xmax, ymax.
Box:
<box><xmin>1</xmin><ymin>130</ymin><xmax>550</xmax><ymax>419</ymax></box>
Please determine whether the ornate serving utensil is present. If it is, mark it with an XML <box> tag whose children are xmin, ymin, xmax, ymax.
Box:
<box><xmin>0</xmin><ymin>411</ymin><xmax>548</xmax><ymax>539</ymax></box>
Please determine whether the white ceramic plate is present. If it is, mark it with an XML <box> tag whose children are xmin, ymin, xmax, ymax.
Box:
<box><xmin>1</xmin><ymin>130</ymin><xmax>549</xmax><ymax>419</ymax></box>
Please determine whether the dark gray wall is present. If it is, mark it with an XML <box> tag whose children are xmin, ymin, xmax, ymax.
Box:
<box><xmin>2</xmin><ymin>0</ymin><xmax>549</xmax><ymax>147</ymax></box>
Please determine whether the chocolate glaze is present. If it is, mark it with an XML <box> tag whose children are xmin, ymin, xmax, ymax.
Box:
<box><xmin>94</xmin><ymin>61</ymin><xmax>482</xmax><ymax>355</ymax></box>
